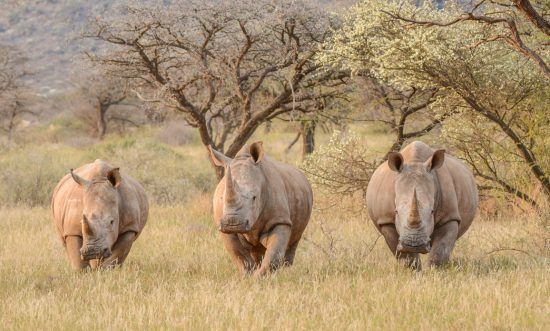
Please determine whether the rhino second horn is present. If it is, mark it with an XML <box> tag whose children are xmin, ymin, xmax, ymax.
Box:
<box><xmin>408</xmin><ymin>188</ymin><xmax>421</xmax><ymax>228</ymax></box>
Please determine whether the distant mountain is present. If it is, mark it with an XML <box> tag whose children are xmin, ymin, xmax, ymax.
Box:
<box><xmin>0</xmin><ymin>0</ymin><xmax>356</xmax><ymax>95</ymax></box>
<box><xmin>0</xmin><ymin>0</ymin><xmax>113</xmax><ymax>94</ymax></box>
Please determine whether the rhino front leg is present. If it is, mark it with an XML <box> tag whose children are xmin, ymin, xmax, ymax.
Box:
<box><xmin>221</xmin><ymin>233</ymin><xmax>256</xmax><ymax>275</ymax></box>
<box><xmin>65</xmin><ymin>235</ymin><xmax>89</xmax><ymax>270</ymax></box>
<box><xmin>428</xmin><ymin>220</ymin><xmax>459</xmax><ymax>267</ymax></box>
<box><xmin>254</xmin><ymin>224</ymin><xmax>291</xmax><ymax>277</ymax></box>
<box><xmin>380</xmin><ymin>224</ymin><xmax>421</xmax><ymax>270</ymax></box>
<box><xmin>100</xmin><ymin>231</ymin><xmax>137</xmax><ymax>268</ymax></box>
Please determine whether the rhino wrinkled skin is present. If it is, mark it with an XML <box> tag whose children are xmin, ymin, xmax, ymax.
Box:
<box><xmin>51</xmin><ymin>159</ymin><xmax>148</xmax><ymax>269</ymax></box>
<box><xmin>210</xmin><ymin>141</ymin><xmax>313</xmax><ymax>277</ymax></box>
<box><xmin>366</xmin><ymin>141</ymin><xmax>478</xmax><ymax>269</ymax></box>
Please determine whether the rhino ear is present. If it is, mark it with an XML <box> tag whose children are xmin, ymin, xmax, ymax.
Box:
<box><xmin>425</xmin><ymin>149</ymin><xmax>445</xmax><ymax>172</ymax></box>
<box><xmin>208</xmin><ymin>145</ymin><xmax>232</xmax><ymax>167</ymax></box>
<box><xmin>70</xmin><ymin>169</ymin><xmax>90</xmax><ymax>188</ymax></box>
<box><xmin>107</xmin><ymin>168</ymin><xmax>122</xmax><ymax>187</ymax></box>
<box><xmin>387</xmin><ymin>152</ymin><xmax>404</xmax><ymax>172</ymax></box>
<box><xmin>249</xmin><ymin>141</ymin><xmax>264</xmax><ymax>164</ymax></box>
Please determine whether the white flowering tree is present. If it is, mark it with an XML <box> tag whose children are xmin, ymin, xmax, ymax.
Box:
<box><xmin>319</xmin><ymin>0</ymin><xmax>549</xmax><ymax>207</ymax></box>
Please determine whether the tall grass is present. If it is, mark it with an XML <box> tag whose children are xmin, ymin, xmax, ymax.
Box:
<box><xmin>0</xmin><ymin>132</ymin><xmax>215</xmax><ymax>206</ymax></box>
<box><xmin>0</xmin><ymin>197</ymin><xmax>547</xmax><ymax>330</ymax></box>
<box><xmin>0</xmin><ymin>124</ymin><xmax>548</xmax><ymax>330</ymax></box>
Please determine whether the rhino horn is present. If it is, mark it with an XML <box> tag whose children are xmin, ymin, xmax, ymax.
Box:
<box><xmin>408</xmin><ymin>188</ymin><xmax>421</xmax><ymax>228</ymax></box>
<box><xmin>82</xmin><ymin>215</ymin><xmax>94</xmax><ymax>236</ymax></box>
<box><xmin>224</xmin><ymin>167</ymin><xmax>238</xmax><ymax>204</ymax></box>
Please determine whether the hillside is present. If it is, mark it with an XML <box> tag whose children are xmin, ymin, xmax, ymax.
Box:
<box><xmin>0</xmin><ymin>0</ymin><xmax>113</xmax><ymax>94</ymax></box>
<box><xmin>0</xmin><ymin>0</ymin><xmax>356</xmax><ymax>96</ymax></box>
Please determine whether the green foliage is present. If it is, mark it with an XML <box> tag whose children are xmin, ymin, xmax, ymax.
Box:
<box><xmin>320</xmin><ymin>0</ymin><xmax>549</xmax><ymax>206</ymax></box>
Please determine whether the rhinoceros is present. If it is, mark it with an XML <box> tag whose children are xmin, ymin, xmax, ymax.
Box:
<box><xmin>209</xmin><ymin>141</ymin><xmax>313</xmax><ymax>277</ymax></box>
<box><xmin>51</xmin><ymin>159</ymin><xmax>148</xmax><ymax>269</ymax></box>
<box><xmin>366</xmin><ymin>141</ymin><xmax>478</xmax><ymax>269</ymax></box>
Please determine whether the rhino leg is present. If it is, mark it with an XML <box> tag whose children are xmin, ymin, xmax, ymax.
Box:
<box><xmin>284</xmin><ymin>240</ymin><xmax>299</xmax><ymax>265</ymax></box>
<box><xmin>250</xmin><ymin>247</ymin><xmax>265</xmax><ymax>266</ymax></box>
<box><xmin>100</xmin><ymin>231</ymin><xmax>137</xmax><ymax>268</ymax></box>
<box><xmin>428</xmin><ymin>220</ymin><xmax>459</xmax><ymax>267</ymax></box>
<box><xmin>221</xmin><ymin>233</ymin><xmax>256</xmax><ymax>275</ymax></box>
<box><xmin>253</xmin><ymin>224</ymin><xmax>291</xmax><ymax>277</ymax></box>
<box><xmin>65</xmin><ymin>235</ymin><xmax>89</xmax><ymax>270</ymax></box>
<box><xmin>380</xmin><ymin>224</ymin><xmax>421</xmax><ymax>270</ymax></box>
<box><xmin>89</xmin><ymin>259</ymin><xmax>100</xmax><ymax>269</ymax></box>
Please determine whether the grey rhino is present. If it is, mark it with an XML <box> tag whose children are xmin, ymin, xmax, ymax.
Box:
<box><xmin>51</xmin><ymin>159</ymin><xmax>148</xmax><ymax>269</ymax></box>
<box><xmin>209</xmin><ymin>141</ymin><xmax>313</xmax><ymax>277</ymax></box>
<box><xmin>366</xmin><ymin>141</ymin><xmax>478</xmax><ymax>269</ymax></box>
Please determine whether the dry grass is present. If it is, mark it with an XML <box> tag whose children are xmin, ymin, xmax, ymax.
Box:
<box><xmin>0</xmin><ymin>197</ymin><xmax>548</xmax><ymax>330</ymax></box>
<box><xmin>0</xmin><ymin>124</ymin><xmax>548</xmax><ymax>330</ymax></box>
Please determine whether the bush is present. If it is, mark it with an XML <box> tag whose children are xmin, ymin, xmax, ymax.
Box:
<box><xmin>0</xmin><ymin>134</ymin><xmax>216</xmax><ymax>207</ymax></box>
<box><xmin>157</xmin><ymin>120</ymin><xmax>197</xmax><ymax>146</ymax></box>
<box><xmin>301</xmin><ymin>131</ymin><xmax>378</xmax><ymax>197</ymax></box>
<box><xmin>0</xmin><ymin>145</ymin><xmax>86</xmax><ymax>206</ymax></box>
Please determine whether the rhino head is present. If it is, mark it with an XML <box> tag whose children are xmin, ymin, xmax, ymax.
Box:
<box><xmin>209</xmin><ymin>142</ymin><xmax>266</xmax><ymax>234</ymax></box>
<box><xmin>387</xmin><ymin>149</ymin><xmax>445</xmax><ymax>254</ymax></box>
<box><xmin>70</xmin><ymin>168</ymin><xmax>122</xmax><ymax>261</ymax></box>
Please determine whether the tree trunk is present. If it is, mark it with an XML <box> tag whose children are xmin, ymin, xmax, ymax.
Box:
<box><xmin>301</xmin><ymin>121</ymin><xmax>315</xmax><ymax>159</ymax></box>
<box><xmin>285</xmin><ymin>131</ymin><xmax>301</xmax><ymax>154</ymax></box>
<box><xmin>7</xmin><ymin>108</ymin><xmax>16</xmax><ymax>146</ymax></box>
<box><xmin>97</xmin><ymin>105</ymin><xmax>108</xmax><ymax>139</ymax></box>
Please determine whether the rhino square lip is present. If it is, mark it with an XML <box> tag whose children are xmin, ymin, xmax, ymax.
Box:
<box><xmin>219</xmin><ymin>214</ymin><xmax>250</xmax><ymax>233</ymax></box>
<box><xmin>219</xmin><ymin>223</ymin><xmax>251</xmax><ymax>234</ymax></box>
<box><xmin>397</xmin><ymin>241</ymin><xmax>431</xmax><ymax>254</ymax></box>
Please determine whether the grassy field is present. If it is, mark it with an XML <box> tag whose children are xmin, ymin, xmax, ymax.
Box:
<box><xmin>0</xmin><ymin>125</ymin><xmax>548</xmax><ymax>330</ymax></box>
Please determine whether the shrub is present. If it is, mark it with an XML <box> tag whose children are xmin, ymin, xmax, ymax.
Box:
<box><xmin>301</xmin><ymin>130</ymin><xmax>378</xmax><ymax>197</ymax></box>
<box><xmin>0</xmin><ymin>134</ymin><xmax>215</xmax><ymax>207</ymax></box>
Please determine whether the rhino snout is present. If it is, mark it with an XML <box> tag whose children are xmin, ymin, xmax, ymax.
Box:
<box><xmin>397</xmin><ymin>240</ymin><xmax>431</xmax><ymax>254</ymax></box>
<box><xmin>80</xmin><ymin>246</ymin><xmax>112</xmax><ymax>261</ymax></box>
<box><xmin>219</xmin><ymin>215</ymin><xmax>250</xmax><ymax>234</ymax></box>
<box><xmin>397</xmin><ymin>232</ymin><xmax>431</xmax><ymax>254</ymax></box>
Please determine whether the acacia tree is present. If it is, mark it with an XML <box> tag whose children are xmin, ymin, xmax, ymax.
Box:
<box><xmin>357</xmin><ymin>76</ymin><xmax>456</xmax><ymax>154</ymax></box>
<box><xmin>321</xmin><ymin>0</ymin><xmax>549</xmax><ymax>205</ymax></box>
<box><xmin>386</xmin><ymin>0</ymin><xmax>550</xmax><ymax>77</ymax></box>
<box><xmin>78</xmin><ymin>74</ymin><xmax>134</xmax><ymax>139</ymax></box>
<box><xmin>282</xmin><ymin>86</ymin><xmax>351</xmax><ymax>159</ymax></box>
<box><xmin>0</xmin><ymin>45</ymin><xmax>36</xmax><ymax>145</ymax></box>
<box><xmin>85</xmin><ymin>0</ymin><xmax>347</xmax><ymax>178</ymax></box>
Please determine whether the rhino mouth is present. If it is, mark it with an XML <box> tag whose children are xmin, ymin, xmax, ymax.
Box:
<box><xmin>219</xmin><ymin>215</ymin><xmax>250</xmax><ymax>234</ymax></box>
<box><xmin>80</xmin><ymin>247</ymin><xmax>112</xmax><ymax>261</ymax></box>
<box><xmin>397</xmin><ymin>241</ymin><xmax>431</xmax><ymax>254</ymax></box>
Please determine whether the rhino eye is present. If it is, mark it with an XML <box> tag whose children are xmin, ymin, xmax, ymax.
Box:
<box><xmin>252</xmin><ymin>196</ymin><xmax>256</xmax><ymax>201</ymax></box>
<box><xmin>394</xmin><ymin>210</ymin><xmax>398</xmax><ymax>214</ymax></box>
<box><xmin>110</xmin><ymin>220</ymin><xmax>114</xmax><ymax>225</ymax></box>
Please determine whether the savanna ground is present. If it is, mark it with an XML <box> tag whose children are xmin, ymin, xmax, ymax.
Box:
<box><xmin>0</xmin><ymin>123</ymin><xmax>548</xmax><ymax>330</ymax></box>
